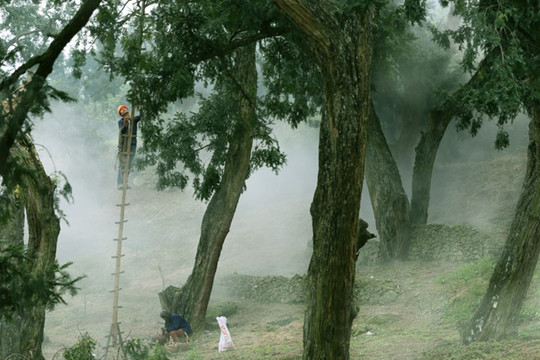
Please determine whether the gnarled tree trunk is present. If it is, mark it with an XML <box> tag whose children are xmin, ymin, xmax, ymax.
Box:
<box><xmin>159</xmin><ymin>43</ymin><xmax>257</xmax><ymax>333</ymax></box>
<box><xmin>0</xmin><ymin>134</ymin><xmax>61</xmax><ymax>360</ymax></box>
<box><xmin>462</xmin><ymin>106</ymin><xmax>540</xmax><ymax>343</ymax></box>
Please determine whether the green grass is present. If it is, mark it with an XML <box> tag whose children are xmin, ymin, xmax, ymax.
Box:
<box><xmin>436</xmin><ymin>257</ymin><xmax>495</xmax><ymax>326</ymax></box>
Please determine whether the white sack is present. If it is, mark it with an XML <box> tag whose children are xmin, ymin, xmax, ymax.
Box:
<box><xmin>217</xmin><ymin>316</ymin><xmax>236</xmax><ymax>352</ymax></box>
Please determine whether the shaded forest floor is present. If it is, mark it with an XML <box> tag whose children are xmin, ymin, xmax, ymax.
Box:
<box><xmin>39</xmin><ymin>120</ymin><xmax>540</xmax><ymax>359</ymax></box>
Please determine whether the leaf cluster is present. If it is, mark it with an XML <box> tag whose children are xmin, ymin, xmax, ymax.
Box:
<box><xmin>139</xmin><ymin>76</ymin><xmax>285</xmax><ymax>200</ymax></box>
<box><xmin>89</xmin><ymin>1</ymin><xmax>292</xmax><ymax>199</ymax></box>
<box><xmin>62</xmin><ymin>333</ymin><xmax>97</xmax><ymax>360</ymax></box>
<box><xmin>259</xmin><ymin>35</ymin><xmax>323</xmax><ymax>128</ymax></box>
<box><xmin>0</xmin><ymin>243</ymin><xmax>83</xmax><ymax>318</ymax></box>
<box><xmin>429</xmin><ymin>0</ymin><xmax>540</xmax><ymax>146</ymax></box>
<box><xmin>125</xmin><ymin>338</ymin><xmax>172</xmax><ymax>360</ymax></box>
<box><xmin>0</xmin><ymin>1</ymin><xmax>77</xmax><ymax>70</ymax></box>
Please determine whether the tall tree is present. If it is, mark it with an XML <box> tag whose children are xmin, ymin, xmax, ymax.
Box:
<box><xmin>92</xmin><ymin>1</ymin><xmax>288</xmax><ymax>332</ymax></box>
<box><xmin>428</xmin><ymin>0</ymin><xmax>540</xmax><ymax>343</ymax></box>
<box><xmin>158</xmin><ymin>43</ymin><xmax>261</xmax><ymax>332</ymax></box>
<box><xmin>0</xmin><ymin>3</ymin><xmax>98</xmax><ymax>356</ymax></box>
<box><xmin>270</xmin><ymin>1</ymin><xmax>375</xmax><ymax>358</ymax></box>
<box><xmin>464</xmin><ymin>106</ymin><xmax>540</xmax><ymax>343</ymax></box>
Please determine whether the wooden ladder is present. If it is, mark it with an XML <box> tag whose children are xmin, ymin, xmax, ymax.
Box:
<box><xmin>104</xmin><ymin>115</ymin><xmax>134</xmax><ymax>359</ymax></box>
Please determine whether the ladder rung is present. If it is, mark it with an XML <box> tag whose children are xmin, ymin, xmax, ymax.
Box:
<box><xmin>115</xmin><ymin>220</ymin><xmax>128</xmax><ymax>224</ymax></box>
<box><xmin>111</xmin><ymin>254</ymin><xmax>125</xmax><ymax>258</ymax></box>
<box><xmin>109</xmin><ymin>288</ymin><xmax>123</xmax><ymax>293</ymax></box>
<box><xmin>116</xmin><ymin>203</ymin><xmax>130</xmax><ymax>206</ymax></box>
<box><xmin>111</xmin><ymin>271</ymin><xmax>125</xmax><ymax>275</ymax></box>
<box><xmin>113</xmin><ymin>237</ymin><xmax>127</xmax><ymax>241</ymax></box>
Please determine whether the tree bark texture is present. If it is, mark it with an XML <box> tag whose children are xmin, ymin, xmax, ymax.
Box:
<box><xmin>0</xmin><ymin>188</ymin><xmax>25</xmax><ymax>245</ymax></box>
<box><xmin>159</xmin><ymin>43</ymin><xmax>257</xmax><ymax>333</ymax></box>
<box><xmin>462</xmin><ymin>107</ymin><xmax>540</xmax><ymax>343</ymax></box>
<box><xmin>0</xmin><ymin>135</ymin><xmax>60</xmax><ymax>360</ymax></box>
<box><xmin>0</xmin><ymin>188</ymin><xmax>24</xmax><ymax>360</ymax></box>
<box><xmin>365</xmin><ymin>102</ymin><xmax>411</xmax><ymax>260</ymax></box>
<box><xmin>272</xmin><ymin>1</ymin><xmax>373</xmax><ymax>359</ymax></box>
<box><xmin>0</xmin><ymin>0</ymin><xmax>102</xmax><ymax>173</ymax></box>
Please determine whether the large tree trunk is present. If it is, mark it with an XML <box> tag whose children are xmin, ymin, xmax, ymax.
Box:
<box><xmin>0</xmin><ymin>187</ymin><xmax>25</xmax><ymax>359</ymax></box>
<box><xmin>272</xmin><ymin>2</ymin><xmax>373</xmax><ymax>359</ymax></box>
<box><xmin>159</xmin><ymin>44</ymin><xmax>257</xmax><ymax>333</ymax></box>
<box><xmin>0</xmin><ymin>134</ymin><xmax>61</xmax><ymax>360</ymax></box>
<box><xmin>462</xmin><ymin>107</ymin><xmax>540</xmax><ymax>343</ymax></box>
<box><xmin>365</xmin><ymin>102</ymin><xmax>411</xmax><ymax>260</ymax></box>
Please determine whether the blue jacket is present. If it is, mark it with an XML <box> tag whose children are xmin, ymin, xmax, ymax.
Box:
<box><xmin>165</xmin><ymin>313</ymin><xmax>192</xmax><ymax>335</ymax></box>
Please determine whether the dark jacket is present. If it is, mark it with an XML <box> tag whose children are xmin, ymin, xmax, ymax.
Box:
<box><xmin>165</xmin><ymin>313</ymin><xmax>192</xmax><ymax>335</ymax></box>
<box><xmin>118</xmin><ymin>114</ymin><xmax>142</xmax><ymax>147</ymax></box>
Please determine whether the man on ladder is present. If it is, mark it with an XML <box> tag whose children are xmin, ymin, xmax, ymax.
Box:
<box><xmin>116</xmin><ymin>104</ymin><xmax>142</xmax><ymax>189</ymax></box>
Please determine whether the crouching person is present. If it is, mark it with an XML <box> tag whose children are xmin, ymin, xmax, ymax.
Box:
<box><xmin>159</xmin><ymin>310</ymin><xmax>192</xmax><ymax>344</ymax></box>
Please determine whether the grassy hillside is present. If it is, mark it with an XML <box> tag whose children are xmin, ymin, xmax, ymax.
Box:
<box><xmin>37</xmin><ymin>114</ymin><xmax>540</xmax><ymax>359</ymax></box>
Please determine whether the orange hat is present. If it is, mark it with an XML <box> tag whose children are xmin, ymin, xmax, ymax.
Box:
<box><xmin>117</xmin><ymin>105</ymin><xmax>128</xmax><ymax>116</ymax></box>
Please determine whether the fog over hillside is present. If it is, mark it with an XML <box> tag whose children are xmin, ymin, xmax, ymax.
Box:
<box><xmin>32</xmin><ymin>102</ymin><xmax>529</xmax><ymax>353</ymax></box>
<box><xmin>32</xmin><ymin>103</ymin><xmax>530</xmax><ymax>279</ymax></box>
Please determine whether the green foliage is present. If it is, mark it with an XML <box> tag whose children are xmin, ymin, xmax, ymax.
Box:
<box><xmin>149</xmin><ymin>342</ymin><xmax>170</xmax><ymax>360</ymax></box>
<box><xmin>336</xmin><ymin>0</ymin><xmax>388</xmax><ymax>14</ymax></box>
<box><xmin>403</xmin><ymin>0</ymin><xmax>427</xmax><ymax>24</ymax></box>
<box><xmin>185</xmin><ymin>347</ymin><xmax>204</xmax><ymax>360</ymax></box>
<box><xmin>139</xmin><ymin>72</ymin><xmax>285</xmax><ymax>200</ymax></box>
<box><xmin>69</xmin><ymin>48</ymin><xmax>88</xmax><ymax>80</ymax></box>
<box><xmin>62</xmin><ymin>333</ymin><xmax>96</xmax><ymax>360</ymax></box>
<box><xmin>0</xmin><ymin>243</ymin><xmax>83</xmax><ymax>318</ymax></box>
<box><xmin>125</xmin><ymin>338</ymin><xmax>150</xmax><ymax>360</ymax></box>
<box><xmin>259</xmin><ymin>35</ymin><xmax>322</xmax><ymax>128</ymax></box>
<box><xmin>429</xmin><ymin>0</ymin><xmax>540</xmax><ymax>142</ymax></box>
<box><xmin>89</xmin><ymin>0</ymin><xmax>290</xmax><ymax>200</ymax></box>
<box><xmin>124</xmin><ymin>338</ymin><xmax>177</xmax><ymax>360</ymax></box>
<box><xmin>0</xmin><ymin>0</ymin><xmax>80</xmax><ymax>108</ymax></box>
<box><xmin>436</xmin><ymin>257</ymin><xmax>495</xmax><ymax>326</ymax></box>
<box><xmin>0</xmin><ymin>1</ymin><xmax>76</xmax><ymax>68</ymax></box>
<box><xmin>372</xmin><ymin>10</ymin><xmax>464</xmax><ymax>141</ymax></box>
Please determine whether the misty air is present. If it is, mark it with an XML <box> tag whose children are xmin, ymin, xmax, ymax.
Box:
<box><xmin>1</xmin><ymin>1</ymin><xmax>539</xmax><ymax>360</ymax></box>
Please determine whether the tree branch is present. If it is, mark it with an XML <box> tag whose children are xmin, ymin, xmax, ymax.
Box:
<box><xmin>0</xmin><ymin>0</ymin><xmax>103</xmax><ymax>174</ymax></box>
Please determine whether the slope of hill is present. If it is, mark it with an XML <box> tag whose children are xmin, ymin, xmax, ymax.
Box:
<box><xmin>36</xmin><ymin>109</ymin><xmax>540</xmax><ymax>359</ymax></box>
